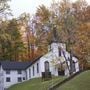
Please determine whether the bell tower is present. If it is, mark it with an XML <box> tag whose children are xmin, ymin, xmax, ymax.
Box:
<box><xmin>52</xmin><ymin>26</ymin><xmax>58</xmax><ymax>43</ymax></box>
<box><xmin>50</xmin><ymin>27</ymin><xmax>66</xmax><ymax>57</ymax></box>
<box><xmin>50</xmin><ymin>27</ymin><xmax>59</xmax><ymax>57</ymax></box>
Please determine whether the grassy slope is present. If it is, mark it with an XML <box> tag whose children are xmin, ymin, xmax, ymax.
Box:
<box><xmin>8</xmin><ymin>76</ymin><xmax>65</xmax><ymax>90</ymax></box>
<box><xmin>56</xmin><ymin>70</ymin><xmax>90</xmax><ymax>90</ymax></box>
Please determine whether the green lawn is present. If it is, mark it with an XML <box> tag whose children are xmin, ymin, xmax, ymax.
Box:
<box><xmin>8</xmin><ymin>76</ymin><xmax>66</xmax><ymax>90</ymax></box>
<box><xmin>56</xmin><ymin>70</ymin><xmax>90</xmax><ymax>90</ymax></box>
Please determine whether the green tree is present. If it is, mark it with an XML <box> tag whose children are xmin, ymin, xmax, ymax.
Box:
<box><xmin>0</xmin><ymin>18</ymin><xmax>30</xmax><ymax>61</ymax></box>
<box><xmin>0</xmin><ymin>20</ymin><xmax>10</xmax><ymax>60</ymax></box>
<box><xmin>6</xmin><ymin>19</ymin><xmax>25</xmax><ymax>61</ymax></box>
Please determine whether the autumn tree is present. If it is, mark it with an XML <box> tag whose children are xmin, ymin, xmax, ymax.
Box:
<box><xmin>35</xmin><ymin>5</ymin><xmax>51</xmax><ymax>55</ymax></box>
<box><xmin>18</xmin><ymin>13</ymin><xmax>32</xmax><ymax>60</ymax></box>
<box><xmin>73</xmin><ymin>23</ymin><xmax>90</xmax><ymax>69</ymax></box>
<box><xmin>18</xmin><ymin>13</ymin><xmax>39</xmax><ymax>60</ymax></box>
<box><xmin>72</xmin><ymin>0</ymin><xmax>90</xmax><ymax>69</ymax></box>
<box><xmin>45</xmin><ymin>0</ymin><xmax>90</xmax><ymax>71</ymax></box>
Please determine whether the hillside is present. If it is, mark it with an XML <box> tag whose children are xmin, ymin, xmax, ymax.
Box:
<box><xmin>56</xmin><ymin>70</ymin><xmax>90</xmax><ymax>90</ymax></box>
<box><xmin>8</xmin><ymin>76</ymin><xmax>66</xmax><ymax>90</ymax></box>
<box><xmin>8</xmin><ymin>70</ymin><xmax>90</xmax><ymax>90</ymax></box>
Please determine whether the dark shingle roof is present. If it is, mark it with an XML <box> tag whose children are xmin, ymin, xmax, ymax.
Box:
<box><xmin>0</xmin><ymin>56</ymin><xmax>42</xmax><ymax>70</ymax></box>
<box><xmin>0</xmin><ymin>61</ymin><xmax>31</xmax><ymax>70</ymax></box>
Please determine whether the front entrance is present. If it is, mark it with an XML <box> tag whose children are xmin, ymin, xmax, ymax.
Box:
<box><xmin>58</xmin><ymin>68</ymin><xmax>64</xmax><ymax>76</ymax></box>
<box><xmin>42</xmin><ymin>61</ymin><xmax>51</xmax><ymax>80</ymax></box>
<box><xmin>44</xmin><ymin>61</ymin><xmax>50</xmax><ymax>72</ymax></box>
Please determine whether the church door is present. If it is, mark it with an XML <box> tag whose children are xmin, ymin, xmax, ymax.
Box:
<box><xmin>44</xmin><ymin>61</ymin><xmax>50</xmax><ymax>72</ymax></box>
<box><xmin>58</xmin><ymin>68</ymin><xmax>64</xmax><ymax>76</ymax></box>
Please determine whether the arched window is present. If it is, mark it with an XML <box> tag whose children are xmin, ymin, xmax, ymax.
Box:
<box><xmin>72</xmin><ymin>61</ymin><xmax>76</xmax><ymax>72</ymax></box>
<box><xmin>59</xmin><ymin>48</ymin><xmax>61</xmax><ymax>56</ymax></box>
<box><xmin>37</xmin><ymin>63</ymin><xmax>39</xmax><ymax>73</ymax></box>
<box><xmin>29</xmin><ymin>68</ymin><xmax>31</xmax><ymax>78</ymax></box>
<box><xmin>33</xmin><ymin>66</ymin><xmax>34</xmax><ymax>76</ymax></box>
<box><xmin>44</xmin><ymin>61</ymin><xmax>49</xmax><ymax>72</ymax></box>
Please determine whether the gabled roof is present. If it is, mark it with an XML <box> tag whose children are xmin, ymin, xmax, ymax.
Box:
<box><xmin>0</xmin><ymin>61</ymin><xmax>31</xmax><ymax>70</ymax></box>
<box><xmin>26</xmin><ymin>56</ymin><xmax>42</xmax><ymax>68</ymax></box>
<box><xmin>0</xmin><ymin>56</ymin><xmax>42</xmax><ymax>70</ymax></box>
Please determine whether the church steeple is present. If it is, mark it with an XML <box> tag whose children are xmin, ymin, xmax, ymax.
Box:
<box><xmin>52</xmin><ymin>26</ymin><xmax>58</xmax><ymax>42</ymax></box>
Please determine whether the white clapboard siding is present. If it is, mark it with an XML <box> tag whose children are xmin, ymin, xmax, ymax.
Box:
<box><xmin>0</xmin><ymin>72</ymin><xmax>4</xmax><ymax>90</ymax></box>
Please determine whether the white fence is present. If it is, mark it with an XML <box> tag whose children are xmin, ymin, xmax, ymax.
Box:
<box><xmin>0</xmin><ymin>72</ymin><xmax>4</xmax><ymax>90</ymax></box>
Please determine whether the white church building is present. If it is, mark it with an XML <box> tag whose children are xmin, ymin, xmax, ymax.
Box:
<box><xmin>0</xmin><ymin>42</ymin><xmax>79</xmax><ymax>89</ymax></box>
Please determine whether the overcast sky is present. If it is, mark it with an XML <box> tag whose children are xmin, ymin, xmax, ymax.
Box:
<box><xmin>9</xmin><ymin>0</ymin><xmax>90</xmax><ymax>18</ymax></box>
